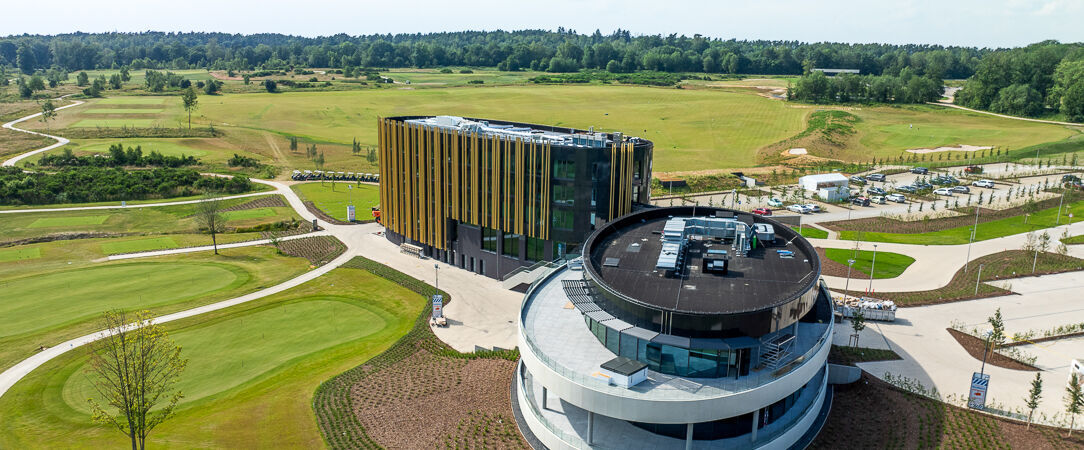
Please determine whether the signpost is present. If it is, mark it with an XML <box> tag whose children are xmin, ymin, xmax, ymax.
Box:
<box><xmin>347</xmin><ymin>205</ymin><xmax>356</xmax><ymax>222</ymax></box>
<box><xmin>432</xmin><ymin>294</ymin><xmax>444</xmax><ymax>319</ymax></box>
<box><xmin>968</xmin><ymin>372</ymin><xmax>990</xmax><ymax>410</ymax></box>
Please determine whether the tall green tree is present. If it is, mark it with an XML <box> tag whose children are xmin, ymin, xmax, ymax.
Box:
<box><xmin>38</xmin><ymin>99</ymin><xmax>57</xmax><ymax>129</ymax></box>
<box><xmin>76</xmin><ymin>71</ymin><xmax>89</xmax><ymax>86</ymax></box>
<box><xmin>86</xmin><ymin>309</ymin><xmax>187</xmax><ymax>450</ymax></box>
<box><xmin>181</xmin><ymin>86</ymin><xmax>199</xmax><ymax>130</ymax></box>
<box><xmin>193</xmin><ymin>193</ymin><xmax>225</xmax><ymax>254</ymax></box>
<box><xmin>1025</xmin><ymin>373</ymin><xmax>1043</xmax><ymax>430</ymax></box>
<box><xmin>1067</xmin><ymin>372</ymin><xmax>1083</xmax><ymax>437</ymax></box>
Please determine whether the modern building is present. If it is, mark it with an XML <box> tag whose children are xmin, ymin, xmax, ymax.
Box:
<box><xmin>377</xmin><ymin>116</ymin><xmax>653</xmax><ymax>279</ymax></box>
<box><xmin>797</xmin><ymin>173</ymin><xmax>849</xmax><ymax>202</ymax></box>
<box><xmin>513</xmin><ymin>206</ymin><xmax>834</xmax><ymax>449</ymax></box>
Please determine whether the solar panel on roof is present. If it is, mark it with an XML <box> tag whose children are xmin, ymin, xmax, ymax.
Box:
<box><xmin>603</xmin><ymin>258</ymin><xmax>621</xmax><ymax>267</ymax></box>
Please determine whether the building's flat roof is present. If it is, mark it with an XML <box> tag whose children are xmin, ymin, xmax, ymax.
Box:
<box><xmin>403</xmin><ymin>115</ymin><xmax>616</xmax><ymax>148</ymax></box>
<box><xmin>586</xmin><ymin>208</ymin><xmax>818</xmax><ymax>315</ymax></box>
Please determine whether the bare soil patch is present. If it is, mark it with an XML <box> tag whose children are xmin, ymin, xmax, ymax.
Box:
<box><xmin>220</xmin><ymin>195</ymin><xmax>285</xmax><ymax>212</ymax></box>
<box><xmin>351</xmin><ymin>352</ymin><xmax>524</xmax><ymax>449</ymax></box>
<box><xmin>811</xmin><ymin>372</ymin><xmax>1084</xmax><ymax>449</ymax></box>
<box><xmin>906</xmin><ymin>144</ymin><xmax>992</xmax><ymax>154</ymax></box>
<box><xmin>274</xmin><ymin>235</ymin><xmax>345</xmax><ymax>265</ymax></box>
<box><xmin>946</xmin><ymin>328</ymin><xmax>1039</xmax><ymax>371</ymax></box>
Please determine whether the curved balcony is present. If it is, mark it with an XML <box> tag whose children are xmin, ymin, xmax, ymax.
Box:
<box><xmin>518</xmin><ymin>264</ymin><xmax>833</xmax><ymax>425</ymax></box>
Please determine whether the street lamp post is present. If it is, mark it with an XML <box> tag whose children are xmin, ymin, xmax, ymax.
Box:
<box><xmin>980</xmin><ymin>330</ymin><xmax>993</xmax><ymax>376</ymax></box>
<box><xmin>434</xmin><ymin>264</ymin><xmax>439</xmax><ymax>293</ymax></box>
<box><xmin>844</xmin><ymin>259</ymin><xmax>856</xmax><ymax>302</ymax></box>
<box><xmin>867</xmin><ymin>244</ymin><xmax>878</xmax><ymax>294</ymax></box>
<box><xmin>974</xmin><ymin>264</ymin><xmax>985</xmax><ymax>295</ymax></box>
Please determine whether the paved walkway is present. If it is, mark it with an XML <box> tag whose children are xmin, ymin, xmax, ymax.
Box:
<box><xmin>844</xmin><ymin>271</ymin><xmax>1084</xmax><ymax>422</ymax></box>
<box><xmin>928</xmin><ymin>101</ymin><xmax>1084</xmax><ymax>127</ymax></box>
<box><xmin>2</xmin><ymin>95</ymin><xmax>84</xmax><ymax>167</ymax></box>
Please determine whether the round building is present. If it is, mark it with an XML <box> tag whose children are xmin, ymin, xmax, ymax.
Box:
<box><xmin>513</xmin><ymin>206</ymin><xmax>834</xmax><ymax>449</ymax></box>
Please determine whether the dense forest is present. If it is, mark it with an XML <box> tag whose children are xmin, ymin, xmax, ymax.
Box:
<box><xmin>0</xmin><ymin>167</ymin><xmax>253</xmax><ymax>205</ymax></box>
<box><xmin>0</xmin><ymin>29</ymin><xmax>985</xmax><ymax>77</ymax></box>
<box><xmin>786</xmin><ymin>70</ymin><xmax>943</xmax><ymax>104</ymax></box>
<box><xmin>954</xmin><ymin>41</ymin><xmax>1084</xmax><ymax>121</ymax></box>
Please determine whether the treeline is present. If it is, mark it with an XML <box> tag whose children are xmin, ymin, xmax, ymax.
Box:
<box><xmin>787</xmin><ymin>70</ymin><xmax>943</xmax><ymax>104</ymax></box>
<box><xmin>0</xmin><ymin>167</ymin><xmax>252</xmax><ymax>205</ymax></box>
<box><xmin>955</xmin><ymin>41</ymin><xmax>1084</xmax><ymax>120</ymax></box>
<box><xmin>0</xmin><ymin>29</ymin><xmax>984</xmax><ymax>77</ymax></box>
<box><xmin>36</xmin><ymin>144</ymin><xmax>199</xmax><ymax>168</ymax></box>
<box><xmin>528</xmin><ymin>70</ymin><xmax>683</xmax><ymax>86</ymax></box>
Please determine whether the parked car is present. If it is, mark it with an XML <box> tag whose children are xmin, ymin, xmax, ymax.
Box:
<box><xmin>886</xmin><ymin>193</ymin><xmax>906</xmax><ymax>203</ymax></box>
<box><xmin>867</xmin><ymin>187</ymin><xmax>887</xmax><ymax>196</ymax></box>
<box><xmin>952</xmin><ymin>185</ymin><xmax>970</xmax><ymax>194</ymax></box>
<box><xmin>803</xmin><ymin>203</ymin><xmax>821</xmax><ymax>213</ymax></box>
<box><xmin>934</xmin><ymin>187</ymin><xmax>954</xmax><ymax>196</ymax></box>
<box><xmin>972</xmin><ymin>179</ymin><xmax>995</xmax><ymax>188</ymax></box>
<box><xmin>911</xmin><ymin>167</ymin><xmax>929</xmax><ymax>174</ymax></box>
<box><xmin>932</xmin><ymin>176</ymin><xmax>958</xmax><ymax>186</ymax></box>
<box><xmin>851</xmin><ymin>196</ymin><xmax>870</xmax><ymax>207</ymax></box>
<box><xmin>964</xmin><ymin>165</ymin><xmax>983</xmax><ymax>174</ymax></box>
<box><xmin>850</xmin><ymin>176</ymin><xmax>867</xmax><ymax>184</ymax></box>
<box><xmin>866</xmin><ymin>173</ymin><xmax>887</xmax><ymax>182</ymax></box>
<box><xmin>871</xmin><ymin>196</ymin><xmax>887</xmax><ymax>204</ymax></box>
<box><xmin>1062</xmin><ymin>174</ymin><xmax>1081</xmax><ymax>183</ymax></box>
<box><xmin>767</xmin><ymin>197</ymin><xmax>784</xmax><ymax>207</ymax></box>
<box><xmin>752</xmin><ymin>207</ymin><xmax>772</xmax><ymax>216</ymax></box>
<box><xmin>787</xmin><ymin>204</ymin><xmax>810</xmax><ymax>214</ymax></box>
<box><xmin>896</xmin><ymin>185</ymin><xmax>917</xmax><ymax>193</ymax></box>
<box><xmin>915</xmin><ymin>182</ymin><xmax>934</xmax><ymax>190</ymax></box>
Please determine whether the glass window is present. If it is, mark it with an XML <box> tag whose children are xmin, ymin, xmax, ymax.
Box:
<box><xmin>552</xmin><ymin>208</ymin><xmax>574</xmax><ymax>230</ymax></box>
<box><xmin>660</xmin><ymin>345</ymin><xmax>690</xmax><ymax>377</ymax></box>
<box><xmin>481</xmin><ymin>227</ymin><xmax>497</xmax><ymax>253</ymax></box>
<box><xmin>620</xmin><ymin>333</ymin><xmax>638</xmax><ymax>359</ymax></box>
<box><xmin>593</xmin><ymin>319</ymin><xmax>607</xmax><ymax>344</ymax></box>
<box><xmin>646</xmin><ymin>343</ymin><xmax>662</xmax><ymax>371</ymax></box>
<box><xmin>554</xmin><ymin>160</ymin><xmax>575</xmax><ymax>179</ymax></box>
<box><xmin>605</xmin><ymin>327</ymin><xmax>620</xmax><ymax>355</ymax></box>
<box><xmin>553</xmin><ymin>184</ymin><xmax>575</xmax><ymax>206</ymax></box>
<box><xmin>688</xmin><ymin>350</ymin><xmax>718</xmax><ymax>378</ymax></box>
<box><xmin>502</xmin><ymin>233</ymin><xmax>520</xmax><ymax>258</ymax></box>
<box><xmin>526</xmin><ymin>237</ymin><xmax>545</xmax><ymax>262</ymax></box>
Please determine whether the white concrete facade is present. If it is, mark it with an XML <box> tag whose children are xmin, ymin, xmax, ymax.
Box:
<box><xmin>513</xmin><ymin>265</ymin><xmax>833</xmax><ymax>449</ymax></box>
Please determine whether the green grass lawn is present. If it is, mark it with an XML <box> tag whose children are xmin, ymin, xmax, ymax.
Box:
<box><xmin>99</xmin><ymin>236</ymin><xmax>179</xmax><ymax>254</ymax></box>
<box><xmin>97</xmin><ymin>97</ymin><xmax>166</xmax><ymax>105</ymax></box>
<box><xmin>0</xmin><ymin>265</ymin><xmax>424</xmax><ymax>448</ymax></box>
<box><xmin>838</xmin><ymin>200</ymin><xmax>1084</xmax><ymax>245</ymax></box>
<box><xmin>790</xmin><ymin>225</ymin><xmax>829</xmax><ymax>239</ymax></box>
<box><xmin>292</xmin><ymin>182</ymin><xmax>379</xmax><ymax>221</ymax></box>
<box><xmin>823</xmin><ymin>248</ymin><xmax>916</xmax><ymax>279</ymax></box>
<box><xmin>1064</xmin><ymin>234</ymin><xmax>1084</xmax><ymax>245</ymax></box>
<box><xmin>28</xmin><ymin>215</ymin><xmax>110</xmax><ymax>228</ymax></box>
<box><xmin>82</xmin><ymin>108</ymin><xmax>165</xmax><ymax>114</ymax></box>
<box><xmin>0</xmin><ymin>245</ymin><xmax>313</xmax><ymax>372</ymax></box>
<box><xmin>22</xmin><ymin>137</ymin><xmax>269</xmax><ymax>170</ymax></box>
<box><xmin>0</xmin><ymin>195</ymin><xmax>300</xmax><ymax>243</ymax></box>
<box><xmin>0</xmin><ymin>185</ymin><xmax>274</xmax><ymax>211</ymax></box>
<box><xmin>71</xmin><ymin>118</ymin><xmax>158</xmax><ymax>128</ymax></box>
<box><xmin>0</xmin><ymin>247</ymin><xmax>41</xmax><ymax>262</ymax></box>
<box><xmin>198</xmin><ymin>85</ymin><xmax>809</xmax><ymax>172</ymax></box>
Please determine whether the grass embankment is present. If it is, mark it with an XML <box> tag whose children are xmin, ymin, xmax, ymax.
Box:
<box><xmin>0</xmin><ymin>245</ymin><xmax>312</xmax><ymax>371</ymax></box>
<box><xmin>0</xmin><ymin>263</ymin><xmax>424</xmax><ymax>448</ymax></box>
<box><xmin>837</xmin><ymin>200</ymin><xmax>1084</xmax><ymax>245</ymax></box>
<box><xmin>0</xmin><ymin>195</ymin><xmax>303</xmax><ymax>250</ymax></box>
<box><xmin>837</xmin><ymin>250</ymin><xmax>1084</xmax><ymax>306</ymax></box>
<box><xmin>823</xmin><ymin>248</ymin><xmax>916</xmax><ymax>279</ymax></box>
<box><xmin>812</xmin><ymin>373</ymin><xmax>1084</xmax><ymax>449</ymax></box>
<box><xmin>25</xmin><ymin>137</ymin><xmax>269</xmax><ymax>168</ymax></box>
<box><xmin>1063</xmin><ymin>235</ymin><xmax>1084</xmax><ymax>245</ymax></box>
<box><xmin>291</xmin><ymin>182</ymin><xmax>379</xmax><ymax>222</ymax></box>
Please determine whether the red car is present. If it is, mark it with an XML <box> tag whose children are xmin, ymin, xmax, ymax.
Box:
<box><xmin>752</xmin><ymin>207</ymin><xmax>772</xmax><ymax>216</ymax></box>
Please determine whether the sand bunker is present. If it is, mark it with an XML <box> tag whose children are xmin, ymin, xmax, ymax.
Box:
<box><xmin>788</xmin><ymin>148</ymin><xmax>809</xmax><ymax>155</ymax></box>
<box><xmin>905</xmin><ymin>144</ymin><xmax>992</xmax><ymax>154</ymax></box>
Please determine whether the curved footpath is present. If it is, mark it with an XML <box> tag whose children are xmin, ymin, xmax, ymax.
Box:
<box><xmin>2</xmin><ymin>95</ymin><xmax>84</xmax><ymax>167</ymax></box>
<box><xmin>928</xmin><ymin>101</ymin><xmax>1084</xmax><ymax>127</ymax></box>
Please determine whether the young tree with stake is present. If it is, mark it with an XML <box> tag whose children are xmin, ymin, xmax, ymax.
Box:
<box><xmin>86</xmin><ymin>310</ymin><xmax>187</xmax><ymax>450</ymax></box>
<box><xmin>1066</xmin><ymin>372</ymin><xmax>1083</xmax><ymax>437</ymax></box>
<box><xmin>181</xmin><ymin>86</ymin><xmax>198</xmax><ymax>130</ymax></box>
<box><xmin>1025</xmin><ymin>372</ymin><xmax>1042</xmax><ymax>429</ymax></box>
<box><xmin>850</xmin><ymin>308</ymin><xmax>866</xmax><ymax>347</ymax></box>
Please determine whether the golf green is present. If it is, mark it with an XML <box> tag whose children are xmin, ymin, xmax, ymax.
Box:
<box><xmin>28</xmin><ymin>215</ymin><xmax>110</xmax><ymax>228</ymax></box>
<box><xmin>72</xmin><ymin>119</ymin><xmax>157</xmax><ymax>128</ymax></box>
<box><xmin>0</xmin><ymin>262</ymin><xmax>243</xmax><ymax>339</ymax></box>
<box><xmin>62</xmin><ymin>298</ymin><xmax>385</xmax><ymax>412</ymax></box>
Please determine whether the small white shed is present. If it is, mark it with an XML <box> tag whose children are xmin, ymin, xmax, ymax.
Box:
<box><xmin>798</xmin><ymin>173</ymin><xmax>850</xmax><ymax>202</ymax></box>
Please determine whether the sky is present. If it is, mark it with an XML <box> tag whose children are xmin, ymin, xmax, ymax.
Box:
<box><xmin>3</xmin><ymin>0</ymin><xmax>1083</xmax><ymax>48</ymax></box>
